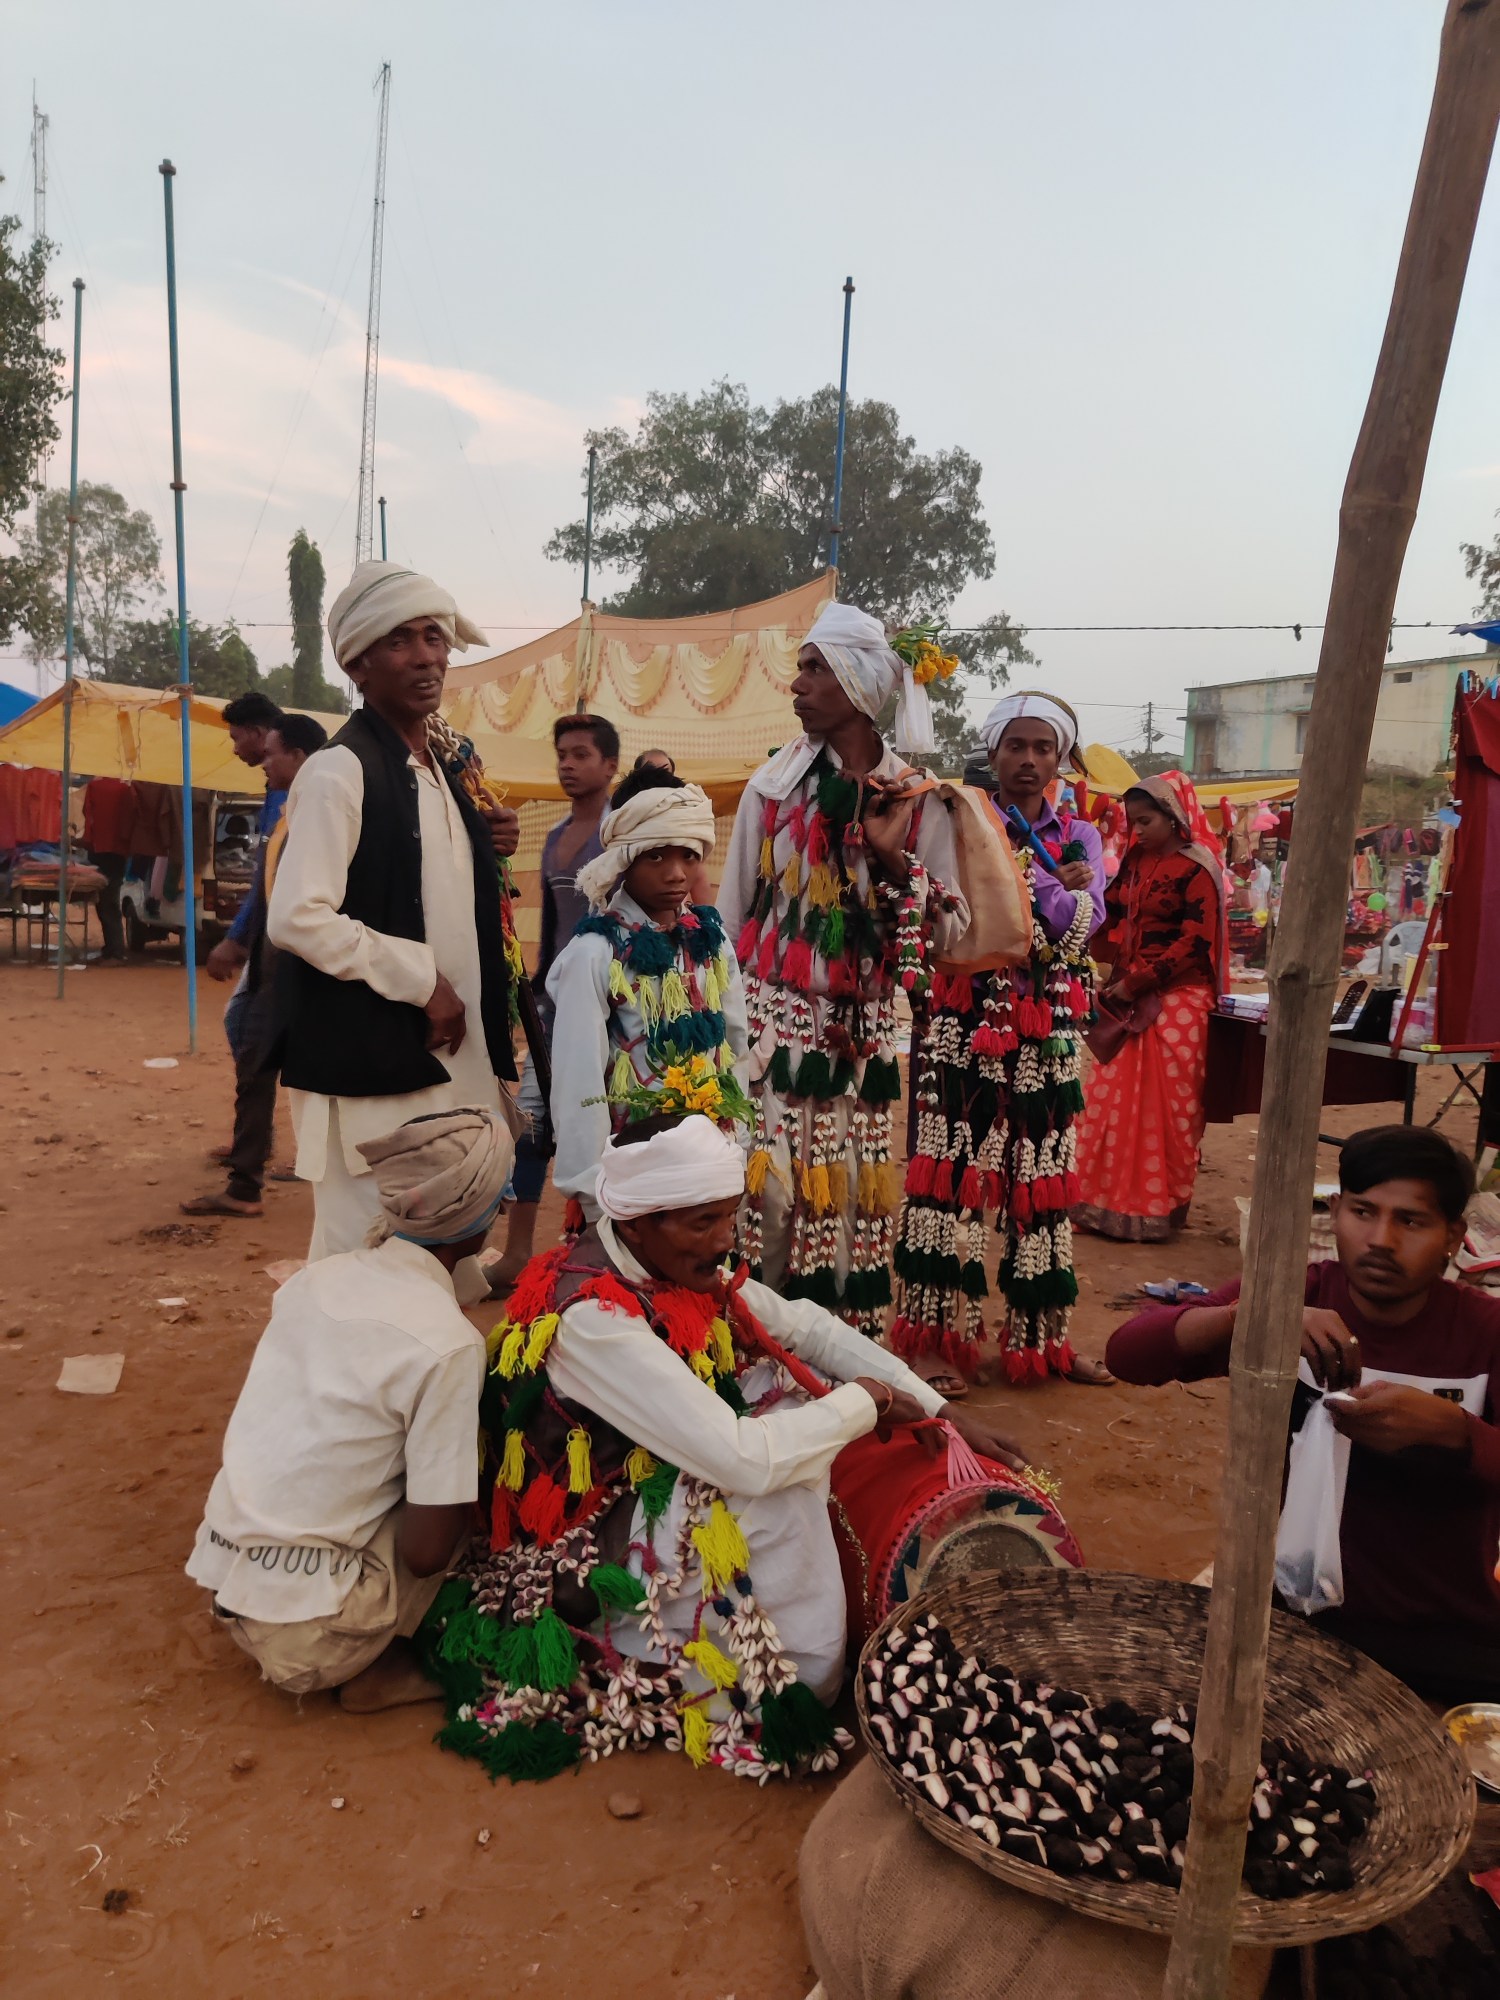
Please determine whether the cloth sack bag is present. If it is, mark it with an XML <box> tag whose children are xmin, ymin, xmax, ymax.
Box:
<box><xmin>922</xmin><ymin>780</ymin><xmax>1033</xmax><ymax>973</ymax></box>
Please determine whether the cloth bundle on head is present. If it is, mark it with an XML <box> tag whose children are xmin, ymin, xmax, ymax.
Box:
<box><xmin>357</xmin><ymin>1106</ymin><xmax>515</xmax><ymax>1247</ymax></box>
<box><xmin>575</xmin><ymin>780</ymin><xmax>717</xmax><ymax>910</ymax></box>
<box><xmin>595</xmin><ymin>1114</ymin><xmax>746</xmax><ymax>1221</ymax></box>
<box><xmin>980</xmin><ymin>690</ymin><xmax>1080</xmax><ymax>767</ymax></box>
<box><xmin>805</xmin><ymin>601</ymin><xmax>936</xmax><ymax>756</ymax></box>
<box><xmin>327</xmin><ymin>560</ymin><xmax>488</xmax><ymax>670</ymax></box>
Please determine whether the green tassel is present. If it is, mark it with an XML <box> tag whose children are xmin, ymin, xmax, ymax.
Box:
<box><xmin>785</xmin><ymin>1267</ymin><xmax>841</xmax><ymax>1311</ymax></box>
<box><xmin>477</xmin><ymin>1719</ymin><xmax>582</xmax><ymax>1784</ymax></box>
<box><xmin>829</xmin><ymin>1055</ymin><xmax>856</xmax><ymax>1098</ymax></box>
<box><xmin>792</xmin><ymin>1049</ymin><xmax>833</xmax><ymax>1099</ymax></box>
<box><xmin>532</xmin><ymin>1604</ymin><xmax>579</xmax><ymax>1692</ymax></box>
<box><xmin>422</xmin><ymin>1574</ymin><xmax>473</xmax><ymax>1635</ymax></box>
<box><xmin>492</xmin><ymin>1621</ymin><xmax>540</xmax><ymax>1690</ymax></box>
<box><xmin>758</xmin><ymin>1681</ymin><xmax>837</xmax><ymax>1768</ymax></box>
<box><xmin>821</xmin><ymin>904</ymin><xmax>845</xmax><ymax>963</ymax></box>
<box><xmin>636</xmin><ymin>1459</ymin><xmax>680</xmax><ymax>1524</ymax></box>
<box><xmin>778</xmin><ymin>895</ymin><xmax>802</xmax><ymax>940</ymax></box>
<box><xmin>960</xmin><ymin>1260</ymin><xmax>991</xmax><ymax>1299</ymax></box>
<box><xmin>858</xmin><ymin>1055</ymin><xmax>902</xmax><ymax>1105</ymax></box>
<box><xmin>436</xmin><ymin>1604</ymin><xmax>489</xmax><ymax>1665</ymax></box>
<box><xmin>768</xmin><ymin>1043</ymin><xmax>793</xmax><ymax>1094</ymax></box>
<box><xmin>715</xmin><ymin>1372</ymin><xmax>749</xmax><ymax>1415</ymax></box>
<box><xmin>588</xmin><ymin>1562</ymin><xmax>646</xmax><ymax>1612</ymax></box>
<box><xmin>501</xmin><ymin>1372</ymin><xmax>545</xmax><ymax>1431</ymax></box>
<box><xmin>434</xmin><ymin>1717</ymin><xmax>487</xmax><ymax>1760</ymax></box>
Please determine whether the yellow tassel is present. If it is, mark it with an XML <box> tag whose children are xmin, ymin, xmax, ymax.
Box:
<box><xmin>709</xmin><ymin>1317</ymin><xmax>736</xmax><ymax>1374</ymax></box>
<box><xmin>827</xmin><ymin>1163</ymin><xmax>849</xmax><ymax>1216</ymax></box>
<box><xmin>714</xmin><ymin>950</ymin><xmax>731</xmax><ymax>992</ymax></box>
<box><xmin>500</xmin><ymin>1428</ymin><xmax>526</xmax><ymax>1491</ymax></box>
<box><xmin>608</xmin><ymin>959</ymin><xmax>634</xmax><ymax>1003</ymax></box>
<box><xmin>875</xmin><ymin>1161</ymin><xmax>906</xmax><ymax>1214</ymax></box>
<box><xmin>807</xmin><ymin>862</ymin><xmax>838</xmax><ymax>909</ymax></box>
<box><xmin>609</xmin><ymin>1049</ymin><xmax>635</xmax><ymax>1097</ymax></box>
<box><xmin>808</xmin><ymin>1162</ymin><xmax>833</xmax><ymax>1214</ymax></box>
<box><xmin>565</xmin><ymin>1425</ymin><xmax>593</xmax><ymax>1495</ymax></box>
<box><xmin>497</xmin><ymin>1321</ymin><xmax>528</xmax><ymax>1378</ymax></box>
<box><xmin>781</xmin><ymin>852</ymin><xmax>802</xmax><ymax>896</ymax></box>
<box><xmin>660</xmin><ymin>968</ymin><xmax>690</xmax><ymax>1020</ymax></box>
<box><xmin>681</xmin><ymin>1702</ymin><xmax>713</xmax><ymax>1767</ymax></box>
<box><xmin>759</xmin><ymin>835</ymin><xmax>775</xmax><ymax>879</ymax></box>
<box><xmin>637</xmin><ymin>977</ymin><xmax>659</xmax><ymax>1026</ymax></box>
<box><xmin>702</xmin><ymin>963</ymin><xmax>721</xmax><ymax>1011</ymax></box>
<box><xmin>745</xmin><ymin>1148</ymin><xmax>771</xmax><ymax>1197</ymax></box>
<box><xmin>688</xmin><ymin>1348</ymin><xmax>716</xmax><ymax>1384</ymax></box>
<box><xmin>485</xmin><ymin>1318</ymin><xmax>511</xmax><ymax>1364</ymax></box>
<box><xmin>856</xmin><ymin>1160</ymin><xmax>878</xmax><ymax>1214</ymax></box>
<box><xmin>522</xmin><ymin>1311</ymin><xmax>560</xmax><ymax>1370</ymax></box>
<box><xmin>625</xmin><ymin>1445</ymin><xmax>658</xmax><ymax>1487</ymax></box>
<box><xmin>683</xmin><ymin>1637</ymin><xmax>739</xmax><ymax>1690</ymax></box>
<box><xmin>692</xmin><ymin>1499</ymin><xmax>751</xmax><ymax>1594</ymax></box>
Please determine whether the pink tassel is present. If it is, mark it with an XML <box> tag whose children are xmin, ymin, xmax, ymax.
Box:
<box><xmin>943</xmin><ymin>1420</ymin><xmax>990</xmax><ymax>1490</ymax></box>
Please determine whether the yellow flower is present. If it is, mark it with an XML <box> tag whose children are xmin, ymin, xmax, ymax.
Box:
<box><xmin>661</xmin><ymin>1064</ymin><xmax>691</xmax><ymax>1097</ymax></box>
<box><xmin>686</xmin><ymin>1083</ymin><xmax>721</xmax><ymax>1114</ymax></box>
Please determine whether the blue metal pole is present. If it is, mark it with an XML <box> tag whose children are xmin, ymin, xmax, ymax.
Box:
<box><xmin>55</xmin><ymin>277</ymin><xmax>84</xmax><ymax>996</ymax></box>
<box><xmin>378</xmin><ymin>494</ymin><xmax>388</xmax><ymax>560</ymax></box>
<box><xmin>160</xmin><ymin>160</ymin><xmax>198</xmax><ymax>1052</ymax></box>
<box><xmin>828</xmin><ymin>275</ymin><xmax>855</xmax><ymax>578</ymax></box>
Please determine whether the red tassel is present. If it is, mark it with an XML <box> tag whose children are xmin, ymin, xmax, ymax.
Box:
<box><xmin>1029</xmin><ymin>1348</ymin><xmax>1050</xmax><ymax>1382</ymax></box>
<box><xmin>518</xmin><ymin>1474</ymin><xmax>567</xmax><ymax>1546</ymax></box>
<box><xmin>489</xmin><ymin>1485</ymin><xmax>515</xmax><ymax>1551</ymax></box>
<box><xmin>958</xmin><ymin>1165</ymin><xmax>983</xmax><ymax>1209</ymax></box>
<box><xmin>807</xmin><ymin>811</ymin><xmax>831</xmax><ymax>865</ymax></box>
<box><xmin>756</xmin><ymin>927</ymin><xmax>780</xmax><ymax>982</ymax></box>
<box><xmin>1002</xmin><ymin>1349</ymin><xmax>1032</xmax><ymax>1385</ymax></box>
<box><xmin>1012</xmin><ymin>1181</ymin><xmax>1033</xmax><ymax>1229</ymax></box>
<box><xmin>785</xmin><ymin>801</ymin><xmax>807</xmax><ymax>844</ymax></box>
<box><xmin>931</xmin><ymin>1158</ymin><xmax>955</xmax><ymax>1203</ymax></box>
<box><xmin>827</xmin><ymin>956</ymin><xmax>858</xmax><ymax>995</ymax></box>
<box><xmin>736</xmin><ymin>915</ymin><xmax>762</xmax><ymax>966</ymax></box>
<box><xmin>563</xmin><ymin>1197</ymin><xmax>586</xmax><ymax>1238</ymax></box>
<box><xmin>1067</xmin><ymin>977</ymin><xmax>1089</xmax><ymax>1018</ymax></box>
<box><xmin>782</xmin><ymin>938</ymin><xmax>814</xmax><ymax>990</ymax></box>
<box><xmin>1062</xmin><ymin>1171</ymin><xmax>1080</xmax><ymax>1206</ymax></box>
<box><xmin>653</xmin><ymin>1285</ymin><xmax>716</xmax><ymax>1356</ymax></box>
<box><xmin>577</xmin><ymin>1271</ymin><xmax>646</xmax><ymax>1318</ymax></box>
<box><xmin>504</xmin><ymin>1245</ymin><xmax>568</xmax><ymax>1333</ymax></box>
<box><xmin>762</xmin><ymin>795</ymin><xmax>779</xmax><ymax>835</ymax></box>
<box><xmin>970</xmin><ymin>1025</ymin><xmax>1003</xmax><ymax>1058</ymax></box>
<box><xmin>982</xmin><ymin>1171</ymin><xmax>1004</xmax><ymax>1211</ymax></box>
<box><xmin>905</xmin><ymin>1154</ymin><xmax>937</xmax><ymax>1197</ymax></box>
<box><xmin>1046</xmin><ymin>1337</ymin><xmax>1076</xmax><ymax>1377</ymax></box>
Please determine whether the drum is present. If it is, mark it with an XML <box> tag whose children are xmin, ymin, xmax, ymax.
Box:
<box><xmin>830</xmin><ymin>1428</ymin><xmax>1084</xmax><ymax>1648</ymax></box>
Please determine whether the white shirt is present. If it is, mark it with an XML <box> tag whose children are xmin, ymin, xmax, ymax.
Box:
<box><xmin>186</xmin><ymin>1237</ymin><xmax>484</xmax><ymax>1622</ymax></box>
<box><xmin>266</xmin><ymin>739</ymin><xmax>502</xmax><ymax>1179</ymax></box>
<box><xmin>545</xmin><ymin>889</ymin><xmax>752</xmax><ymax>1218</ymax></box>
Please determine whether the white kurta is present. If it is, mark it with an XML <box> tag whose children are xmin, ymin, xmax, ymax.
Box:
<box><xmin>544</xmin><ymin>1221</ymin><xmax>946</xmax><ymax>1700</ymax></box>
<box><xmin>267</xmin><ymin>742</ymin><xmax>503</xmax><ymax>1257</ymax></box>
<box><xmin>545</xmin><ymin>889</ymin><xmax>751</xmax><ymax>1220</ymax></box>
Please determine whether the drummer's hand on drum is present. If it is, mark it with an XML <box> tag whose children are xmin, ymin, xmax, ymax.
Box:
<box><xmin>853</xmin><ymin>1379</ymin><xmax>934</xmax><ymax>1439</ymax></box>
<box><xmin>946</xmin><ymin>1402</ymin><xmax>1029</xmax><ymax>1474</ymax></box>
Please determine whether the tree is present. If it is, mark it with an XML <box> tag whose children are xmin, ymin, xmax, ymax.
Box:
<box><xmin>1460</xmin><ymin>513</ymin><xmax>1500</xmax><ymax>618</ymax></box>
<box><xmin>24</xmin><ymin>481</ymin><xmax>163</xmax><ymax>673</ymax></box>
<box><xmin>287</xmin><ymin>527</ymin><xmax>342</xmax><ymax>708</ymax></box>
<box><xmin>545</xmin><ymin>380</ymin><xmax>1033</xmax><ymax>769</ymax></box>
<box><xmin>0</xmin><ymin>188</ymin><xmax>63</xmax><ymax>648</ymax></box>
<box><xmin>111</xmin><ymin>616</ymin><xmax>261</xmax><ymax>699</ymax></box>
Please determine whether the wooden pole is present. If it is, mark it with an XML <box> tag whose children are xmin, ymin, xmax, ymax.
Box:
<box><xmin>1163</xmin><ymin>6</ymin><xmax>1500</xmax><ymax>1994</ymax></box>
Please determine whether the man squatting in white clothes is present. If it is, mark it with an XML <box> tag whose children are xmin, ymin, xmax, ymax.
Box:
<box><xmin>266</xmin><ymin>561</ymin><xmax>521</xmax><ymax>1260</ymax></box>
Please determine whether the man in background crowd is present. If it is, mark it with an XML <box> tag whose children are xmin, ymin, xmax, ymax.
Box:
<box><xmin>206</xmin><ymin>691</ymin><xmax>288</xmax><ymax>1056</ymax></box>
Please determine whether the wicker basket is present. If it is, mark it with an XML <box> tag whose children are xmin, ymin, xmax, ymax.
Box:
<box><xmin>856</xmin><ymin>1570</ymin><xmax>1476</xmax><ymax>1947</ymax></box>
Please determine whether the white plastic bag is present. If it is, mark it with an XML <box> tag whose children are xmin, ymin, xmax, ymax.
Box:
<box><xmin>1273</xmin><ymin>1366</ymin><xmax>1351</xmax><ymax>1616</ymax></box>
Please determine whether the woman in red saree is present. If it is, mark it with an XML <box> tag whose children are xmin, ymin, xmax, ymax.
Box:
<box><xmin>1073</xmin><ymin>772</ymin><xmax>1227</xmax><ymax>1243</ymax></box>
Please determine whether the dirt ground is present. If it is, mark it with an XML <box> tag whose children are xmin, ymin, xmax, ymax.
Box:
<box><xmin>0</xmin><ymin>958</ymin><xmax>1479</xmax><ymax>1997</ymax></box>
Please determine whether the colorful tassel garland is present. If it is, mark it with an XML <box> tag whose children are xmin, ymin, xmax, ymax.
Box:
<box><xmin>500</xmin><ymin>1427</ymin><xmax>526</xmax><ymax>1491</ymax></box>
<box><xmin>517</xmin><ymin>1474</ymin><xmax>566</xmax><ymax>1546</ymax></box>
<box><xmin>625</xmin><ymin>1444</ymin><xmax>658</xmax><ymax>1487</ymax></box>
<box><xmin>681</xmin><ymin>1702</ymin><xmax>713</xmax><ymax>1767</ymax></box>
<box><xmin>587</xmin><ymin>1562</ymin><xmax>647</xmax><ymax>1612</ymax></box>
<box><xmin>531</xmin><ymin>1604</ymin><xmax>579</xmax><ymax>1692</ymax></box>
<box><xmin>683</xmin><ymin>1636</ymin><xmax>739</xmax><ymax>1689</ymax></box>
<box><xmin>692</xmin><ymin>1500</ymin><xmax>751</xmax><ymax>1594</ymax></box>
<box><xmin>522</xmin><ymin>1312</ymin><xmax>560</xmax><ymax>1371</ymax></box>
<box><xmin>564</xmin><ymin>1425</ymin><xmax>593</xmax><ymax>1496</ymax></box>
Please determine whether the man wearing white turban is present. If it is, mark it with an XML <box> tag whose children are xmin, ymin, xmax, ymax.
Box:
<box><xmin>186</xmin><ymin>1106</ymin><xmax>516</xmax><ymax>1711</ymax></box>
<box><xmin>417</xmin><ymin>1111</ymin><xmax>1027</xmax><ymax>1782</ymax></box>
<box><xmin>716</xmin><ymin>600</ymin><xmax>970</xmax><ymax>1332</ymax></box>
<box><xmin>546</xmin><ymin>764</ymin><xmax>750</xmax><ymax>1221</ymax></box>
<box><xmin>267</xmin><ymin>560</ymin><xmax>522</xmax><ymax>1259</ymax></box>
<box><xmin>892</xmin><ymin>686</ymin><xmax>1114</xmax><ymax>1390</ymax></box>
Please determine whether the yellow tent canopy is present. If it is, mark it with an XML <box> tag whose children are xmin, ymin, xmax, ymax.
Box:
<box><xmin>1075</xmin><ymin>743</ymin><xmax>1299</xmax><ymax>829</ymax></box>
<box><xmin>0</xmin><ymin>678</ymin><xmax>346</xmax><ymax>790</ymax></box>
<box><xmin>442</xmin><ymin>574</ymin><xmax>835</xmax><ymax>804</ymax></box>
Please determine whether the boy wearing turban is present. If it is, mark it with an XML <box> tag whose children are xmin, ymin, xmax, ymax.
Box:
<box><xmin>716</xmin><ymin>602</ymin><xmax>969</xmax><ymax>1334</ymax></box>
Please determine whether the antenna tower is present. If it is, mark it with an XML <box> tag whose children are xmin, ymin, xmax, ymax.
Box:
<box><xmin>354</xmin><ymin>61</ymin><xmax>391</xmax><ymax>567</ymax></box>
<box><xmin>31</xmin><ymin>91</ymin><xmax>51</xmax><ymax>523</ymax></box>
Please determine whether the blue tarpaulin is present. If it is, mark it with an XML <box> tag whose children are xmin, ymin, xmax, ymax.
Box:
<box><xmin>0</xmin><ymin>681</ymin><xmax>36</xmax><ymax>728</ymax></box>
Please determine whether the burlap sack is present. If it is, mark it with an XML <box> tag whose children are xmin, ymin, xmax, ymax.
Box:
<box><xmin>799</xmin><ymin>1759</ymin><xmax>1274</xmax><ymax>2000</ymax></box>
<box><xmin>929</xmin><ymin>782</ymin><xmax>1032</xmax><ymax>973</ymax></box>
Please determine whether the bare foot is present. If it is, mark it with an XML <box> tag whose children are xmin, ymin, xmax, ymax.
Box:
<box><xmin>1061</xmin><ymin>1353</ymin><xmax>1116</xmax><ymax>1386</ymax></box>
<box><xmin>336</xmin><ymin>1638</ymin><xmax>444</xmax><ymax>1713</ymax></box>
<box><xmin>906</xmin><ymin>1355</ymin><xmax>970</xmax><ymax>1401</ymax></box>
<box><xmin>180</xmin><ymin>1188</ymin><xmax>263</xmax><ymax>1218</ymax></box>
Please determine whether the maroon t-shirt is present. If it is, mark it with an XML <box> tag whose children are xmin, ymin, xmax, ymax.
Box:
<box><xmin>1107</xmin><ymin>1266</ymin><xmax>1500</xmax><ymax>1646</ymax></box>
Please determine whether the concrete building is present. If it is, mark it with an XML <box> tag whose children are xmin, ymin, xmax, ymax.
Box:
<box><xmin>1181</xmin><ymin>651</ymin><xmax>1486</xmax><ymax>781</ymax></box>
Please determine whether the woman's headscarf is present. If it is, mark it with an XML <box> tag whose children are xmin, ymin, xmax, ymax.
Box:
<box><xmin>1125</xmin><ymin>770</ymin><xmax>1228</xmax><ymax>988</ymax></box>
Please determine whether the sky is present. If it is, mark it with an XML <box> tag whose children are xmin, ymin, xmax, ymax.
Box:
<box><xmin>5</xmin><ymin>0</ymin><xmax>1500</xmax><ymax>757</ymax></box>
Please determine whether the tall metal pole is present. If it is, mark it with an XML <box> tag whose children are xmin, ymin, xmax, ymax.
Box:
<box><xmin>32</xmin><ymin>92</ymin><xmax>51</xmax><ymax>542</ymax></box>
<box><xmin>828</xmin><ymin>275</ymin><xmax>855</xmax><ymax>577</ymax></box>
<box><xmin>581</xmin><ymin>444</ymin><xmax>598</xmax><ymax>605</ymax></box>
<box><xmin>160</xmin><ymin>161</ymin><xmax>198</xmax><ymax>1053</ymax></box>
<box><xmin>55</xmin><ymin>278</ymin><xmax>84</xmax><ymax>996</ymax></box>
<box><xmin>378</xmin><ymin>493</ymin><xmax>388</xmax><ymax>560</ymax></box>
<box><xmin>355</xmin><ymin>62</ymin><xmax>392</xmax><ymax>566</ymax></box>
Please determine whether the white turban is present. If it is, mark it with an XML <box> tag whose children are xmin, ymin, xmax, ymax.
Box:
<box><xmin>804</xmin><ymin>601</ymin><xmax>936</xmax><ymax>756</ymax></box>
<box><xmin>980</xmin><ymin>690</ymin><xmax>1080</xmax><ymax>766</ymax></box>
<box><xmin>574</xmin><ymin>779</ymin><xmax>717</xmax><ymax>911</ymax></box>
<box><xmin>595</xmin><ymin>1115</ymin><xmax>746</xmax><ymax>1221</ymax></box>
<box><xmin>327</xmin><ymin>560</ymin><xmax>487</xmax><ymax>670</ymax></box>
<box><xmin>356</xmin><ymin>1107</ymin><xmax>515</xmax><ymax>1246</ymax></box>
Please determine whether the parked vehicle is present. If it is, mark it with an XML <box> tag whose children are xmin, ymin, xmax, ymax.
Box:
<box><xmin>119</xmin><ymin>795</ymin><xmax>262</xmax><ymax>953</ymax></box>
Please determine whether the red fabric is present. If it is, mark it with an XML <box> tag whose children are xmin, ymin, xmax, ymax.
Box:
<box><xmin>0</xmin><ymin>764</ymin><xmax>62</xmax><ymax>848</ymax></box>
<box><xmin>1096</xmin><ymin>848</ymin><xmax>1221</xmax><ymax>1000</ymax></box>
<box><xmin>1074</xmin><ymin>980</ymin><xmax>1213</xmax><ymax>1237</ymax></box>
<box><xmin>82</xmin><ymin>778</ymin><xmax>137</xmax><ymax>856</ymax></box>
<box><xmin>1106</xmin><ymin>1264</ymin><xmax>1500</xmax><ymax>1645</ymax></box>
<box><xmin>1436</xmin><ymin>687</ymin><xmax>1500</xmax><ymax>1049</ymax></box>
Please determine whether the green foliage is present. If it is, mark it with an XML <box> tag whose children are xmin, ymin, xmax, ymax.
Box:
<box><xmin>288</xmin><ymin>527</ymin><xmax>341</xmax><ymax>708</ymax></box>
<box><xmin>23</xmin><ymin>481</ymin><xmax>163</xmax><ymax>672</ymax></box>
<box><xmin>545</xmin><ymin>380</ymin><xmax>1034</xmax><ymax>771</ymax></box>
<box><xmin>0</xmin><ymin>190</ymin><xmax>64</xmax><ymax>648</ymax></box>
<box><xmin>1461</xmin><ymin>515</ymin><xmax>1500</xmax><ymax>619</ymax></box>
<box><xmin>110</xmin><ymin>616</ymin><xmax>262</xmax><ymax>699</ymax></box>
<box><xmin>1358</xmin><ymin>763</ymin><xmax>1449</xmax><ymax>834</ymax></box>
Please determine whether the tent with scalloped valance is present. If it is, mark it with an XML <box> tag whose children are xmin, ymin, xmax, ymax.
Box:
<box><xmin>441</xmin><ymin>574</ymin><xmax>836</xmax><ymax>808</ymax></box>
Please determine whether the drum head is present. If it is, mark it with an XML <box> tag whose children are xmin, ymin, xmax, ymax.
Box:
<box><xmin>888</xmin><ymin>1486</ymin><xmax>1078</xmax><ymax>1615</ymax></box>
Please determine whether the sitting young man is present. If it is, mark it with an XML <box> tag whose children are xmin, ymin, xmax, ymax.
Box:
<box><xmin>1108</xmin><ymin>1124</ymin><xmax>1500</xmax><ymax>1699</ymax></box>
<box><xmin>427</xmin><ymin>1110</ymin><xmax>1028</xmax><ymax>1781</ymax></box>
<box><xmin>186</xmin><ymin>1106</ymin><xmax>514</xmax><ymax>1710</ymax></box>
